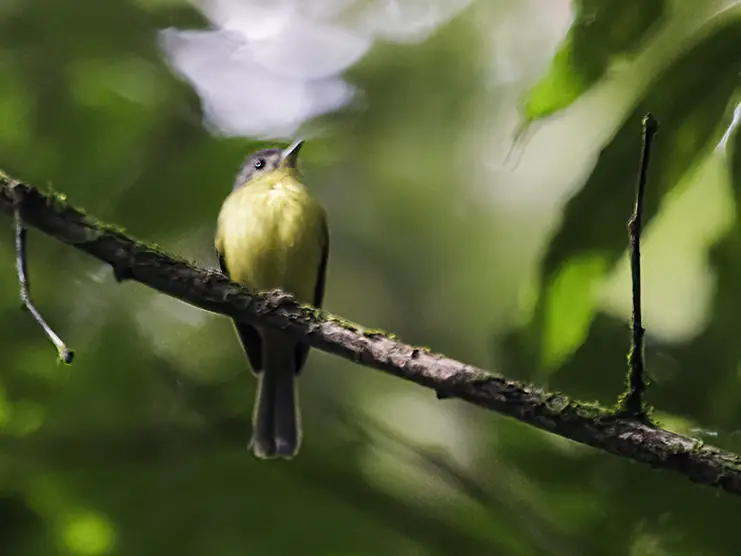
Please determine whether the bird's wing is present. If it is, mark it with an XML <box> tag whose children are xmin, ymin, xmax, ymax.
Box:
<box><xmin>218</xmin><ymin>250</ymin><xmax>264</xmax><ymax>374</ymax></box>
<box><xmin>313</xmin><ymin>216</ymin><xmax>330</xmax><ymax>309</ymax></box>
<box><xmin>294</xmin><ymin>216</ymin><xmax>329</xmax><ymax>374</ymax></box>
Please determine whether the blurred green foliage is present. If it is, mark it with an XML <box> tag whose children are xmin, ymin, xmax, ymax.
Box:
<box><xmin>527</xmin><ymin>9</ymin><xmax>741</xmax><ymax>373</ymax></box>
<box><xmin>525</xmin><ymin>0</ymin><xmax>666</xmax><ymax>119</ymax></box>
<box><xmin>3</xmin><ymin>0</ymin><xmax>741</xmax><ymax>555</ymax></box>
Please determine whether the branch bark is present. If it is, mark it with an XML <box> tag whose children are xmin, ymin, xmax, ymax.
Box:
<box><xmin>3</xmin><ymin>175</ymin><xmax>741</xmax><ymax>497</ymax></box>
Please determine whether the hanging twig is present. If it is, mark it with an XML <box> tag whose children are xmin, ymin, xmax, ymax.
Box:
<box><xmin>13</xmin><ymin>200</ymin><xmax>74</xmax><ymax>364</ymax></box>
<box><xmin>620</xmin><ymin>113</ymin><xmax>658</xmax><ymax>417</ymax></box>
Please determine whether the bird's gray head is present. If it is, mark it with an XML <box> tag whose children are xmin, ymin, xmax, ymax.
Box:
<box><xmin>234</xmin><ymin>140</ymin><xmax>304</xmax><ymax>190</ymax></box>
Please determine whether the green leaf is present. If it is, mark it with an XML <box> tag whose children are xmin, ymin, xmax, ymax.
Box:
<box><xmin>652</xmin><ymin>126</ymin><xmax>741</xmax><ymax>424</ymax></box>
<box><xmin>530</xmin><ymin>11</ymin><xmax>741</xmax><ymax>373</ymax></box>
<box><xmin>542</xmin><ymin>253</ymin><xmax>609</xmax><ymax>370</ymax></box>
<box><xmin>525</xmin><ymin>0</ymin><xmax>666</xmax><ymax>120</ymax></box>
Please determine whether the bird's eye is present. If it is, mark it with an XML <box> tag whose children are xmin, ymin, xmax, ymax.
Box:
<box><xmin>254</xmin><ymin>158</ymin><xmax>265</xmax><ymax>170</ymax></box>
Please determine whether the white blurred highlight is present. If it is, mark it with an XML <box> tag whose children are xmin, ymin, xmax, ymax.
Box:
<box><xmin>159</xmin><ymin>0</ymin><xmax>471</xmax><ymax>138</ymax></box>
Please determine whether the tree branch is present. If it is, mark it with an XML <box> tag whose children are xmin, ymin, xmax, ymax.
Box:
<box><xmin>2</xmin><ymin>175</ymin><xmax>741</xmax><ymax>497</ymax></box>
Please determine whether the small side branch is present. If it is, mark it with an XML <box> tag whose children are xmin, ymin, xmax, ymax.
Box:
<box><xmin>14</xmin><ymin>206</ymin><xmax>74</xmax><ymax>364</ymax></box>
<box><xmin>620</xmin><ymin>113</ymin><xmax>658</xmax><ymax>416</ymax></box>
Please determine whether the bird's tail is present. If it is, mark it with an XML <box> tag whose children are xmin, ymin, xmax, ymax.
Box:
<box><xmin>250</xmin><ymin>332</ymin><xmax>300</xmax><ymax>459</ymax></box>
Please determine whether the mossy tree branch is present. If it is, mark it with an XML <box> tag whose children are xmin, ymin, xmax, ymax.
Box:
<box><xmin>3</xmin><ymin>175</ymin><xmax>741</xmax><ymax>497</ymax></box>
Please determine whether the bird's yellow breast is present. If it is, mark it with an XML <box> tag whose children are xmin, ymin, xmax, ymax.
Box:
<box><xmin>216</xmin><ymin>173</ymin><xmax>326</xmax><ymax>304</ymax></box>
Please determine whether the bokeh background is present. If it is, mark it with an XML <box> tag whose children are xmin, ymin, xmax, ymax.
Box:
<box><xmin>2</xmin><ymin>0</ymin><xmax>741</xmax><ymax>554</ymax></box>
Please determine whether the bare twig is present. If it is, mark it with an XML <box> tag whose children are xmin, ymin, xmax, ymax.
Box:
<box><xmin>620</xmin><ymin>113</ymin><xmax>658</xmax><ymax>416</ymax></box>
<box><xmin>13</xmin><ymin>199</ymin><xmax>73</xmax><ymax>364</ymax></box>
<box><xmin>3</xmin><ymin>175</ymin><xmax>741</xmax><ymax>497</ymax></box>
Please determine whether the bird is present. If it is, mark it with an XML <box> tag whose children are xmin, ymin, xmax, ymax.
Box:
<box><xmin>215</xmin><ymin>140</ymin><xmax>328</xmax><ymax>459</ymax></box>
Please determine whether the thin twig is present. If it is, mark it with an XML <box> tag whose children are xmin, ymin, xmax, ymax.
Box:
<box><xmin>13</xmin><ymin>205</ymin><xmax>74</xmax><ymax>364</ymax></box>
<box><xmin>4</xmin><ymin>176</ymin><xmax>741</xmax><ymax>498</ymax></box>
<box><xmin>620</xmin><ymin>113</ymin><xmax>658</xmax><ymax>417</ymax></box>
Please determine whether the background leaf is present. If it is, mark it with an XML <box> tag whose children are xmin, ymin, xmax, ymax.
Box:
<box><xmin>524</xmin><ymin>0</ymin><xmax>666</xmax><ymax>120</ymax></box>
<box><xmin>527</xmin><ymin>11</ymin><xmax>741</xmax><ymax>376</ymax></box>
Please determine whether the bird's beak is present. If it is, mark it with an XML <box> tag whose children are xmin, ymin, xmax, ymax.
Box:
<box><xmin>280</xmin><ymin>139</ymin><xmax>304</xmax><ymax>169</ymax></box>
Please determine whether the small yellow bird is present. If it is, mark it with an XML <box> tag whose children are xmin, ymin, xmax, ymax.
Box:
<box><xmin>215</xmin><ymin>140</ymin><xmax>328</xmax><ymax>459</ymax></box>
